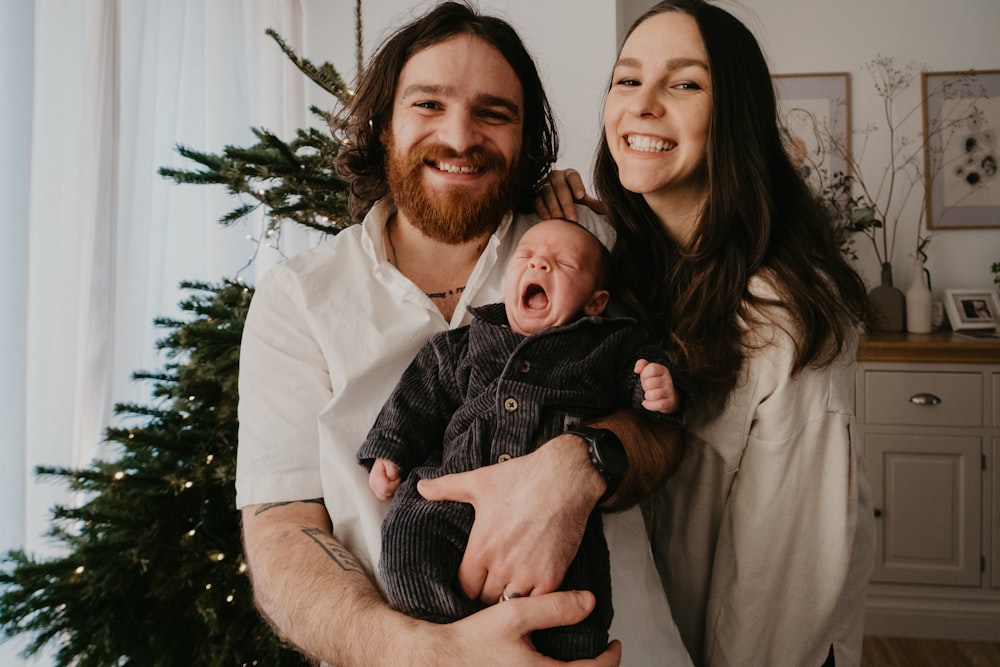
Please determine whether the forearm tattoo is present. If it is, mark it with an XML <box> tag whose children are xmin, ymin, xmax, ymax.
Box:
<box><xmin>249</xmin><ymin>500</ymin><xmax>362</xmax><ymax>573</ymax></box>
<box><xmin>301</xmin><ymin>527</ymin><xmax>366</xmax><ymax>574</ymax></box>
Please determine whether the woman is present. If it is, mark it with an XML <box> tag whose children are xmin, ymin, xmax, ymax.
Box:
<box><xmin>538</xmin><ymin>1</ymin><xmax>875</xmax><ymax>665</ymax></box>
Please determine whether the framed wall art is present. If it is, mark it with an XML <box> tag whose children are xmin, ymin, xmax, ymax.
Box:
<box><xmin>923</xmin><ymin>69</ymin><xmax>1000</xmax><ymax>229</ymax></box>
<box><xmin>773</xmin><ymin>72</ymin><xmax>852</xmax><ymax>192</ymax></box>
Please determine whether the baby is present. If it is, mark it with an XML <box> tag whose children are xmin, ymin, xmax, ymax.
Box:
<box><xmin>358</xmin><ymin>218</ymin><xmax>685</xmax><ymax>661</ymax></box>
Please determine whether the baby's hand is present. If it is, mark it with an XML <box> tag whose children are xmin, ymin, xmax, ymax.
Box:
<box><xmin>369</xmin><ymin>458</ymin><xmax>401</xmax><ymax>500</ymax></box>
<box><xmin>635</xmin><ymin>359</ymin><xmax>678</xmax><ymax>414</ymax></box>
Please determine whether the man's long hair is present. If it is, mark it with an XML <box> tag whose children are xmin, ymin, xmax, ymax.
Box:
<box><xmin>335</xmin><ymin>1</ymin><xmax>558</xmax><ymax>221</ymax></box>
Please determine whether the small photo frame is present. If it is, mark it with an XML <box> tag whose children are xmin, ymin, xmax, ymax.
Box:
<box><xmin>943</xmin><ymin>288</ymin><xmax>1000</xmax><ymax>331</ymax></box>
<box><xmin>773</xmin><ymin>73</ymin><xmax>852</xmax><ymax>192</ymax></box>
<box><xmin>922</xmin><ymin>69</ymin><xmax>1000</xmax><ymax>229</ymax></box>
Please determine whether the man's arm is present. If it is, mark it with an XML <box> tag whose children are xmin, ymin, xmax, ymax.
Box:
<box><xmin>241</xmin><ymin>500</ymin><xmax>393</xmax><ymax>664</ymax></box>
<box><xmin>419</xmin><ymin>411</ymin><xmax>684</xmax><ymax>603</ymax></box>
<box><xmin>591</xmin><ymin>410</ymin><xmax>685</xmax><ymax>511</ymax></box>
<box><xmin>242</xmin><ymin>500</ymin><xmax>624</xmax><ymax>667</ymax></box>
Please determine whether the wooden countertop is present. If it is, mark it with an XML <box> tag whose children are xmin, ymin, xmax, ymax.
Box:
<box><xmin>859</xmin><ymin>330</ymin><xmax>1000</xmax><ymax>364</ymax></box>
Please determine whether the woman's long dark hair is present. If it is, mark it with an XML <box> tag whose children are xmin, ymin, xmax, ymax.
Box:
<box><xmin>335</xmin><ymin>1</ymin><xmax>558</xmax><ymax>221</ymax></box>
<box><xmin>594</xmin><ymin>0</ymin><xmax>871</xmax><ymax>401</ymax></box>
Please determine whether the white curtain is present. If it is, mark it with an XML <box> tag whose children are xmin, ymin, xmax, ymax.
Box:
<box><xmin>0</xmin><ymin>1</ymin><xmax>338</xmax><ymax>663</ymax></box>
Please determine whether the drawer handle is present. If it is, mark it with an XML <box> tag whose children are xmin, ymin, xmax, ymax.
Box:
<box><xmin>909</xmin><ymin>392</ymin><xmax>941</xmax><ymax>406</ymax></box>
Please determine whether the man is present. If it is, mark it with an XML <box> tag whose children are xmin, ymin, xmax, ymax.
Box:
<box><xmin>236</xmin><ymin>3</ymin><xmax>685</xmax><ymax>665</ymax></box>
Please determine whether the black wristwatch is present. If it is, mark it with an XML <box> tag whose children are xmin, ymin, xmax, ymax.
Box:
<box><xmin>564</xmin><ymin>425</ymin><xmax>628</xmax><ymax>505</ymax></box>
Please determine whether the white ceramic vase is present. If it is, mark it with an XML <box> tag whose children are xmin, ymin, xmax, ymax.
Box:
<box><xmin>905</xmin><ymin>258</ymin><xmax>933</xmax><ymax>334</ymax></box>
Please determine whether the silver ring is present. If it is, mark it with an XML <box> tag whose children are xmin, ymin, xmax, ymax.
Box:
<box><xmin>500</xmin><ymin>588</ymin><xmax>523</xmax><ymax>603</ymax></box>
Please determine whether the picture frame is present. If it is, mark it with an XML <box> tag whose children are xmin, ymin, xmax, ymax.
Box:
<box><xmin>943</xmin><ymin>288</ymin><xmax>1000</xmax><ymax>331</ymax></box>
<box><xmin>922</xmin><ymin>69</ymin><xmax>1000</xmax><ymax>229</ymax></box>
<box><xmin>772</xmin><ymin>73</ymin><xmax>852</xmax><ymax>192</ymax></box>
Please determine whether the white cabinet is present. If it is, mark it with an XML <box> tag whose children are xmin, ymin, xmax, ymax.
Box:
<box><xmin>867</xmin><ymin>432</ymin><xmax>981</xmax><ymax>587</ymax></box>
<box><xmin>856</xmin><ymin>333</ymin><xmax>1000</xmax><ymax>641</ymax></box>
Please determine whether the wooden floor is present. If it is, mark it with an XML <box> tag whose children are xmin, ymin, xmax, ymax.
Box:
<box><xmin>862</xmin><ymin>636</ymin><xmax>1000</xmax><ymax>666</ymax></box>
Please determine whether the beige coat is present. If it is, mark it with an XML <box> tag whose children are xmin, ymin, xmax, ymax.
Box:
<box><xmin>645</xmin><ymin>277</ymin><xmax>875</xmax><ymax>667</ymax></box>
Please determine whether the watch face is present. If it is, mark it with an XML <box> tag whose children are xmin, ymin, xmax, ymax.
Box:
<box><xmin>596</xmin><ymin>431</ymin><xmax>628</xmax><ymax>477</ymax></box>
<box><xmin>569</xmin><ymin>426</ymin><xmax>628</xmax><ymax>504</ymax></box>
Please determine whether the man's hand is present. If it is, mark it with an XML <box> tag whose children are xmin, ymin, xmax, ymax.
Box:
<box><xmin>419</xmin><ymin>411</ymin><xmax>685</xmax><ymax>604</ymax></box>
<box><xmin>418</xmin><ymin>433</ymin><xmax>603</xmax><ymax>605</ymax></box>
<box><xmin>426</xmin><ymin>591</ymin><xmax>622</xmax><ymax>667</ymax></box>
<box><xmin>534</xmin><ymin>168</ymin><xmax>607</xmax><ymax>221</ymax></box>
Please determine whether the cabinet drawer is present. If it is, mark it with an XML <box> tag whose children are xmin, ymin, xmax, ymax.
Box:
<box><xmin>863</xmin><ymin>371</ymin><xmax>982</xmax><ymax>427</ymax></box>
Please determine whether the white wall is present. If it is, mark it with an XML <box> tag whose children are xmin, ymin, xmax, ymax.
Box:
<box><xmin>619</xmin><ymin>0</ymin><xmax>1000</xmax><ymax>295</ymax></box>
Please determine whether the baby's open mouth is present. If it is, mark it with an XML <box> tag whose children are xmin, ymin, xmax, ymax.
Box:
<box><xmin>523</xmin><ymin>283</ymin><xmax>548</xmax><ymax>309</ymax></box>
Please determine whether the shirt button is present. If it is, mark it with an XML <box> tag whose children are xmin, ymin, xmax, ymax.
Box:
<box><xmin>504</xmin><ymin>397</ymin><xmax>518</xmax><ymax>412</ymax></box>
<box><xmin>519</xmin><ymin>360</ymin><xmax>531</xmax><ymax>373</ymax></box>
<box><xmin>497</xmin><ymin>453</ymin><xmax>512</xmax><ymax>463</ymax></box>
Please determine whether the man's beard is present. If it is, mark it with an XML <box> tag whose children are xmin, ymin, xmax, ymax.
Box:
<box><xmin>384</xmin><ymin>134</ymin><xmax>521</xmax><ymax>244</ymax></box>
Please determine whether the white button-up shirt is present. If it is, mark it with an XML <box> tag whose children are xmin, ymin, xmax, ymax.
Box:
<box><xmin>235</xmin><ymin>199</ymin><xmax>691</xmax><ymax>666</ymax></box>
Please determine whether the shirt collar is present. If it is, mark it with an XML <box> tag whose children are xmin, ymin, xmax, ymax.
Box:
<box><xmin>360</xmin><ymin>199</ymin><xmax>396</xmax><ymax>264</ymax></box>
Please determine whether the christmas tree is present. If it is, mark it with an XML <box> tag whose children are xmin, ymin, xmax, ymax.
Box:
<box><xmin>0</xmin><ymin>282</ymin><xmax>309</xmax><ymax>666</ymax></box>
<box><xmin>0</xmin><ymin>6</ymin><xmax>360</xmax><ymax>663</ymax></box>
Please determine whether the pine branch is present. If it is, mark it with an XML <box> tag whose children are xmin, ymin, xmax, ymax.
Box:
<box><xmin>354</xmin><ymin>0</ymin><xmax>365</xmax><ymax>76</ymax></box>
<box><xmin>160</xmin><ymin>121</ymin><xmax>352</xmax><ymax>235</ymax></box>
<box><xmin>265</xmin><ymin>28</ymin><xmax>352</xmax><ymax>104</ymax></box>
<box><xmin>159</xmin><ymin>30</ymin><xmax>357</xmax><ymax>238</ymax></box>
